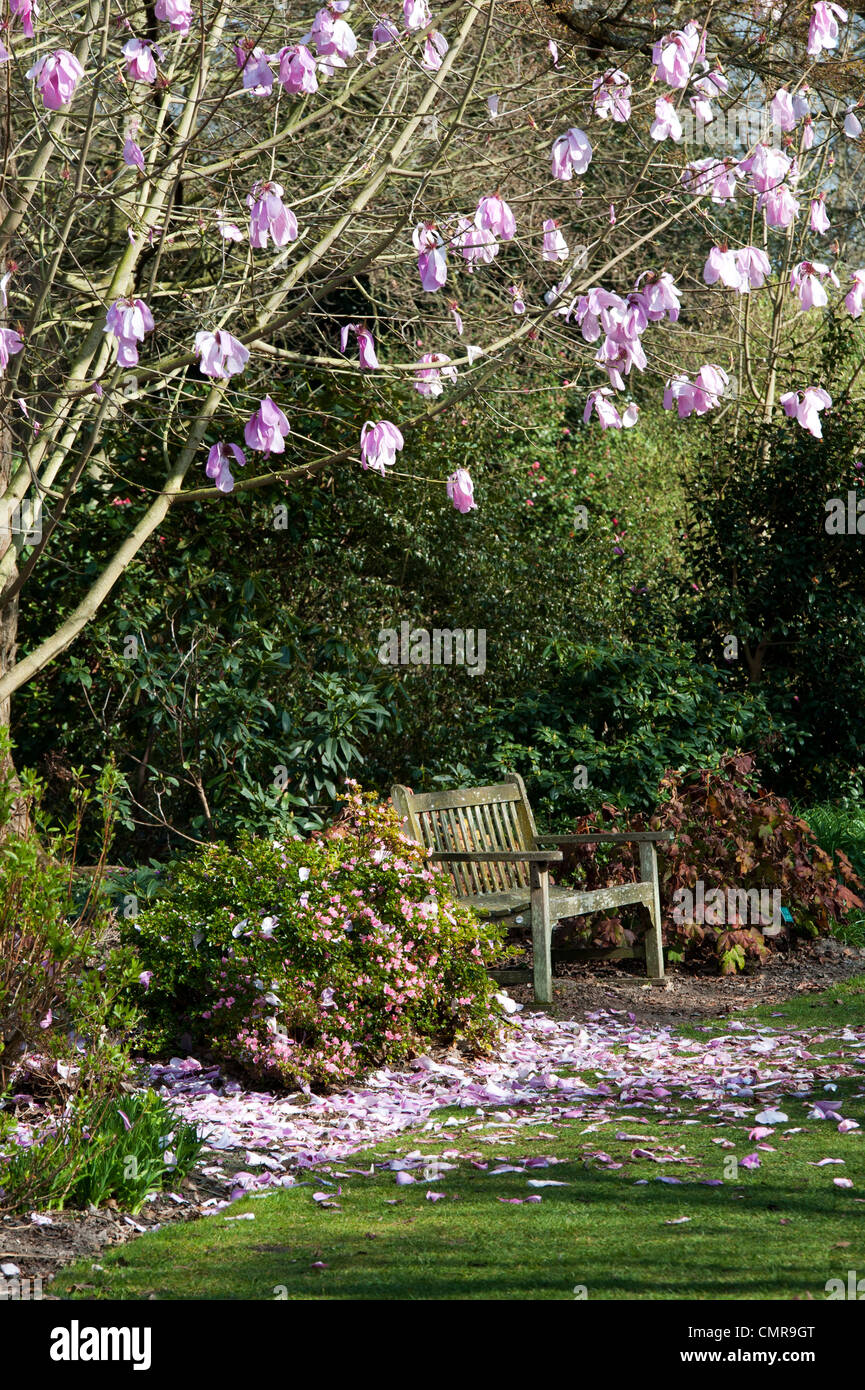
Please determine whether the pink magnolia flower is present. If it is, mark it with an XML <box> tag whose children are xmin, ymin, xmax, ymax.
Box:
<box><xmin>844</xmin><ymin>269</ymin><xmax>865</xmax><ymax>317</ymax></box>
<box><xmin>475</xmin><ymin>194</ymin><xmax>516</xmax><ymax>241</ymax></box>
<box><xmin>123</xmin><ymin>135</ymin><xmax>146</xmax><ymax>173</ymax></box>
<box><xmin>245</xmin><ymin>396</ymin><xmax>290</xmax><ymax>454</ymax></box>
<box><xmin>703</xmin><ymin>244</ymin><xmax>742</xmax><ymax>290</ymax></box>
<box><xmin>809</xmin><ymin>195</ymin><xmax>830</xmax><ymax>234</ymax></box>
<box><xmin>636</xmin><ymin>271</ymin><xmax>681</xmax><ymax>323</ymax></box>
<box><xmin>123</xmin><ymin>37</ymin><xmax>160</xmax><ymax>83</ymax></box>
<box><xmin>551</xmin><ymin>127</ymin><xmax>593</xmax><ymax>180</ymax></box>
<box><xmin>681</xmin><ymin>156</ymin><xmax>737</xmax><ymax>202</ymax></box>
<box><xmin>739</xmin><ymin>1153</ymin><xmax>761</xmax><ymax>1170</ymax></box>
<box><xmin>154</xmin><ymin>0</ymin><xmax>192</xmax><ymax>34</ymax></box>
<box><xmin>542</xmin><ymin>219</ymin><xmax>568</xmax><ymax>262</ymax></box>
<box><xmin>138</xmin><ymin>970</ymin><xmax>153</xmax><ymax>990</ymax></box>
<box><xmin>414</xmin><ymin>351</ymin><xmax>457</xmax><ymax>397</ymax></box>
<box><xmin>789</xmin><ymin>259</ymin><xmax>839</xmax><ymax>310</ymax></box>
<box><xmin>592</xmin><ymin>69</ymin><xmax>632</xmax><ymax>122</ymax></box>
<box><xmin>404</xmin><ymin>0</ymin><xmax>431</xmax><ymax>29</ymax></box>
<box><xmin>105</xmin><ymin>297</ymin><xmax>154</xmax><ymax>367</ymax></box>
<box><xmin>412</xmin><ymin>222</ymin><xmax>448</xmax><ymax>290</ymax></box>
<box><xmin>247</xmin><ymin>181</ymin><xmax>299</xmax><ymax>249</ymax></box>
<box><xmin>761</xmin><ymin>184</ymin><xmax>800</xmax><ymax>228</ymax></box>
<box><xmin>421</xmin><ymin>31</ymin><xmax>448</xmax><ymax>73</ymax></box>
<box><xmin>216</xmin><ymin>210</ymin><xmax>244</xmax><ymax>242</ymax></box>
<box><xmin>651</xmin><ymin>21</ymin><xmax>704</xmax><ymax>89</ymax></box>
<box><xmin>9</xmin><ymin>0</ymin><xmax>37</xmax><ymax>38</ymax></box>
<box><xmin>664</xmin><ymin>365</ymin><xmax>727</xmax><ymax>418</ymax></box>
<box><xmin>0</xmin><ymin>327</ymin><xmax>24</xmax><ymax>375</ymax></box>
<box><xmin>27</xmin><ymin>49</ymin><xmax>83</xmax><ymax>109</ymax></box>
<box><xmin>360</xmin><ymin>419</ymin><xmax>403</xmax><ymax>473</ymax></box>
<box><xmin>509</xmin><ymin>285</ymin><xmax>526</xmax><ymax>314</ymax></box>
<box><xmin>742</xmin><ymin>143</ymin><xmax>791</xmax><ymax>193</ymax></box>
<box><xmin>194</xmin><ymin>329</ymin><xmax>250</xmax><ymax>379</ymax></box>
<box><xmin>310</xmin><ymin>8</ymin><xmax>357</xmax><ymax>62</ymax></box>
<box><xmin>802</xmin><ymin>115</ymin><xmax>815</xmax><ymax>149</ymax></box>
<box><xmin>236</xmin><ymin>44</ymin><xmax>275</xmax><ymax>94</ymax></box>
<box><xmin>844</xmin><ymin>105</ymin><xmax>862</xmax><ymax>138</ymax></box>
<box><xmin>548</xmin><ymin>39</ymin><xmax>559</xmax><ymax>67</ymax></box>
<box><xmin>650</xmin><ymin>96</ymin><xmax>683</xmax><ymax>142</ymax></box>
<box><xmin>780</xmin><ymin>386</ymin><xmax>832</xmax><ymax>437</ymax></box>
<box><xmin>340</xmin><ymin>323</ymin><xmax>379</xmax><ymax>369</ymax></box>
<box><xmin>206</xmin><ymin>442</ymin><xmax>245</xmax><ymax>493</ymax></box>
<box><xmin>449</xmin><ymin>301</ymin><xmax>464</xmax><ymax>335</ymax></box>
<box><xmin>690</xmin><ymin>91</ymin><xmax>714</xmax><ymax>125</ymax></box>
<box><xmin>452</xmin><ymin>217</ymin><xmax>498</xmax><ymax>268</ymax></box>
<box><xmin>807</xmin><ymin>1</ymin><xmax>847</xmax><ymax>56</ymax></box>
<box><xmin>584</xmin><ymin>388</ymin><xmax>638</xmax><ymax>429</ymax></box>
<box><xmin>447</xmin><ymin>468</ymin><xmax>476</xmax><ymax>513</ymax></box>
<box><xmin>595</xmin><ymin>331</ymin><xmax>646</xmax><ymax>391</ymax></box>
<box><xmin>735</xmin><ymin>245</ymin><xmax>771</xmax><ymax>290</ymax></box>
<box><xmin>771</xmin><ymin>87</ymin><xmax>796</xmax><ymax>131</ymax></box>
<box><xmin>278</xmin><ymin>44</ymin><xmax>318</xmax><ymax>94</ymax></box>
<box><xmin>372</xmin><ymin>17</ymin><xmax>399</xmax><ymax>43</ymax></box>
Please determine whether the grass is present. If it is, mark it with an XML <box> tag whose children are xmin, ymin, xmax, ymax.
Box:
<box><xmin>50</xmin><ymin>978</ymin><xmax>865</xmax><ymax>1302</ymax></box>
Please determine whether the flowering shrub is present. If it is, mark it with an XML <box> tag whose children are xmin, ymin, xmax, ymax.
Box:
<box><xmin>555</xmin><ymin>755</ymin><xmax>864</xmax><ymax>974</ymax></box>
<box><xmin>126</xmin><ymin>787</ymin><xmax>503</xmax><ymax>1088</ymax></box>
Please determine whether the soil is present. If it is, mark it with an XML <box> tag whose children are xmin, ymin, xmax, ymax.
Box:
<box><xmin>3</xmin><ymin>936</ymin><xmax>864</xmax><ymax>1295</ymax></box>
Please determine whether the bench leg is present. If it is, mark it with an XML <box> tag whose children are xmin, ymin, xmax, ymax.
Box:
<box><xmin>639</xmin><ymin>842</ymin><xmax>665</xmax><ymax>980</ymax></box>
<box><xmin>530</xmin><ymin>864</ymin><xmax>553</xmax><ymax>1004</ymax></box>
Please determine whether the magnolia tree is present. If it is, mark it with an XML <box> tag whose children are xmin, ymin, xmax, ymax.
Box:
<box><xmin>0</xmin><ymin>0</ymin><xmax>864</xmax><ymax>794</ymax></box>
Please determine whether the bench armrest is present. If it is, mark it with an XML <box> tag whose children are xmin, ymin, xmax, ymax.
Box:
<box><xmin>430</xmin><ymin>851</ymin><xmax>563</xmax><ymax>864</ymax></box>
<box><xmin>536</xmin><ymin>832</ymin><xmax>673</xmax><ymax>846</ymax></box>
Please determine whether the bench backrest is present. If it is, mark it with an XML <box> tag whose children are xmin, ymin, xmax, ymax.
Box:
<box><xmin>391</xmin><ymin>775</ymin><xmax>537</xmax><ymax>897</ymax></box>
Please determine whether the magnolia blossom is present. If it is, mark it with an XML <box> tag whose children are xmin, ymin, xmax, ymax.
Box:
<box><xmin>237</xmin><ymin>45</ymin><xmax>275</xmax><ymax>94</ymax></box>
<box><xmin>690</xmin><ymin>91</ymin><xmax>713</xmax><ymax>125</ymax></box>
<box><xmin>761</xmin><ymin>184</ymin><xmax>800</xmax><ymax>228</ymax></box>
<box><xmin>789</xmin><ymin>259</ymin><xmax>839</xmax><ymax>310</ymax></box>
<box><xmin>412</xmin><ymin>222</ymin><xmax>448</xmax><ymax>290</ymax></box>
<box><xmin>360</xmin><ymin>419</ymin><xmax>403</xmax><ymax>473</ymax></box>
<box><xmin>780</xmin><ymin>386</ymin><xmax>832</xmax><ymax>437</ymax></box>
<box><xmin>551</xmin><ymin>127</ymin><xmax>593</xmax><ymax>180</ymax></box>
<box><xmin>807</xmin><ymin>1</ymin><xmax>847</xmax><ymax>56</ymax></box>
<box><xmin>636</xmin><ymin>271</ymin><xmax>681</xmax><ymax>323</ymax></box>
<box><xmin>123</xmin><ymin>37</ymin><xmax>160</xmax><ymax>83</ymax></box>
<box><xmin>216</xmin><ymin>210</ymin><xmax>244</xmax><ymax>241</ymax></box>
<box><xmin>421</xmin><ymin>30</ymin><xmax>448</xmax><ymax>72</ymax></box>
<box><xmin>404</xmin><ymin>0</ymin><xmax>431</xmax><ymax>29</ymax></box>
<box><xmin>9</xmin><ymin>0</ymin><xmax>37</xmax><ymax>38</ymax></box>
<box><xmin>278</xmin><ymin>43</ymin><xmax>318</xmax><ymax>94</ymax></box>
<box><xmin>650</xmin><ymin>97</ymin><xmax>683</xmax><ymax>142</ymax></box>
<box><xmin>194</xmin><ymin>329</ymin><xmax>250</xmax><ymax>379</ymax></box>
<box><xmin>206</xmin><ymin>442</ymin><xmax>245</xmax><ymax>494</ymax></box>
<box><xmin>105</xmin><ymin>297</ymin><xmax>154</xmax><ymax>368</ymax></box>
<box><xmin>651</xmin><ymin>21</ymin><xmax>704</xmax><ymax>89</ymax></box>
<box><xmin>596</xmin><ymin>331</ymin><xmax>646</xmax><ymax>391</ymax></box>
<box><xmin>154</xmin><ymin>0</ymin><xmax>192</xmax><ymax>33</ymax></box>
<box><xmin>802</xmin><ymin>116</ymin><xmax>815</xmax><ymax>149</ymax></box>
<box><xmin>844</xmin><ymin>105</ymin><xmax>862</xmax><ymax>138</ymax></box>
<box><xmin>681</xmin><ymin>156</ymin><xmax>737</xmax><ymax>202</ymax></box>
<box><xmin>810</xmin><ymin>195</ymin><xmax>830</xmax><ymax>234</ymax></box>
<box><xmin>742</xmin><ymin>144</ymin><xmax>791</xmax><ymax>193</ymax></box>
<box><xmin>509</xmin><ymin>285</ymin><xmax>526</xmax><ymax>314</ymax></box>
<box><xmin>27</xmin><ymin>49</ymin><xmax>83</xmax><ymax>109</ymax></box>
<box><xmin>372</xmin><ymin>17</ymin><xmax>399</xmax><ymax>43</ymax></box>
<box><xmin>584</xmin><ymin>388</ymin><xmax>638</xmax><ymax>430</ymax></box>
<box><xmin>592</xmin><ymin>69</ymin><xmax>632</xmax><ymax>122</ymax></box>
<box><xmin>771</xmin><ymin>87</ymin><xmax>796</xmax><ymax>131</ymax></box>
<box><xmin>123</xmin><ymin>135</ymin><xmax>146</xmax><ymax>173</ymax></box>
<box><xmin>475</xmin><ymin>195</ymin><xmax>516</xmax><ymax>241</ymax></box>
<box><xmin>703</xmin><ymin>244</ymin><xmax>741</xmax><ymax>289</ymax></box>
<box><xmin>449</xmin><ymin>302</ymin><xmax>464</xmax><ymax>335</ymax></box>
<box><xmin>414</xmin><ymin>352</ymin><xmax>457</xmax><ymax>397</ymax></box>
<box><xmin>447</xmin><ymin>468</ymin><xmax>476</xmax><ymax>513</ymax></box>
<box><xmin>310</xmin><ymin>8</ymin><xmax>357</xmax><ymax>61</ymax></box>
<box><xmin>664</xmin><ymin>365</ymin><xmax>728</xmax><ymax>418</ymax></box>
<box><xmin>245</xmin><ymin>396</ymin><xmax>290</xmax><ymax>454</ymax></box>
<box><xmin>340</xmin><ymin>322</ymin><xmax>379</xmax><ymax>369</ymax></box>
<box><xmin>0</xmin><ymin>327</ymin><xmax>24</xmax><ymax>376</ymax></box>
<box><xmin>844</xmin><ymin>269</ymin><xmax>865</xmax><ymax>318</ymax></box>
<box><xmin>735</xmin><ymin>245</ymin><xmax>771</xmax><ymax>290</ymax></box>
<box><xmin>452</xmin><ymin>217</ymin><xmax>498</xmax><ymax>267</ymax></box>
<box><xmin>542</xmin><ymin>219</ymin><xmax>568</xmax><ymax>262</ymax></box>
<box><xmin>247</xmin><ymin>182</ymin><xmax>299</xmax><ymax>249</ymax></box>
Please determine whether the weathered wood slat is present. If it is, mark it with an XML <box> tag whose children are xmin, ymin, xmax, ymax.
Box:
<box><xmin>551</xmin><ymin>945</ymin><xmax>643</xmax><ymax>963</ymax></box>
<box><xmin>537</xmin><ymin>832</ymin><xmax>674</xmax><ymax>845</ymax></box>
<box><xmin>489</xmin><ymin>969</ymin><xmax>533</xmax><ymax>984</ymax></box>
<box><xmin>431</xmin><ymin>850</ymin><xmax>564</xmax><ymax>864</ymax></box>
<box><xmin>405</xmin><ymin>783</ymin><xmax>523</xmax><ymax>813</ymax></box>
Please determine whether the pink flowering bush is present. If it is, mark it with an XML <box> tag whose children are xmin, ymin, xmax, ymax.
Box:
<box><xmin>126</xmin><ymin>786</ymin><xmax>503</xmax><ymax>1089</ymax></box>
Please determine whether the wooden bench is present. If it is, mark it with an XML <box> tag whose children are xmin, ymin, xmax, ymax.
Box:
<box><xmin>391</xmin><ymin>775</ymin><xmax>673</xmax><ymax>1004</ymax></box>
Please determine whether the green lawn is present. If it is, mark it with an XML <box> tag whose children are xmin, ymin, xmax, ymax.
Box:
<box><xmin>51</xmin><ymin>979</ymin><xmax>865</xmax><ymax>1302</ymax></box>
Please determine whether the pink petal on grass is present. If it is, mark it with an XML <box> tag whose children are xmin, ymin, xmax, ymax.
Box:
<box><xmin>426</xmin><ymin>1190</ymin><xmax>446</xmax><ymax>1202</ymax></box>
<box><xmin>664</xmin><ymin>1216</ymin><xmax>692</xmax><ymax>1225</ymax></box>
<box><xmin>395</xmin><ymin>1171</ymin><xmax>415</xmax><ymax>1186</ymax></box>
<box><xmin>833</xmin><ymin>1177</ymin><xmax>854</xmax><ymax>1188</ymax></box>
